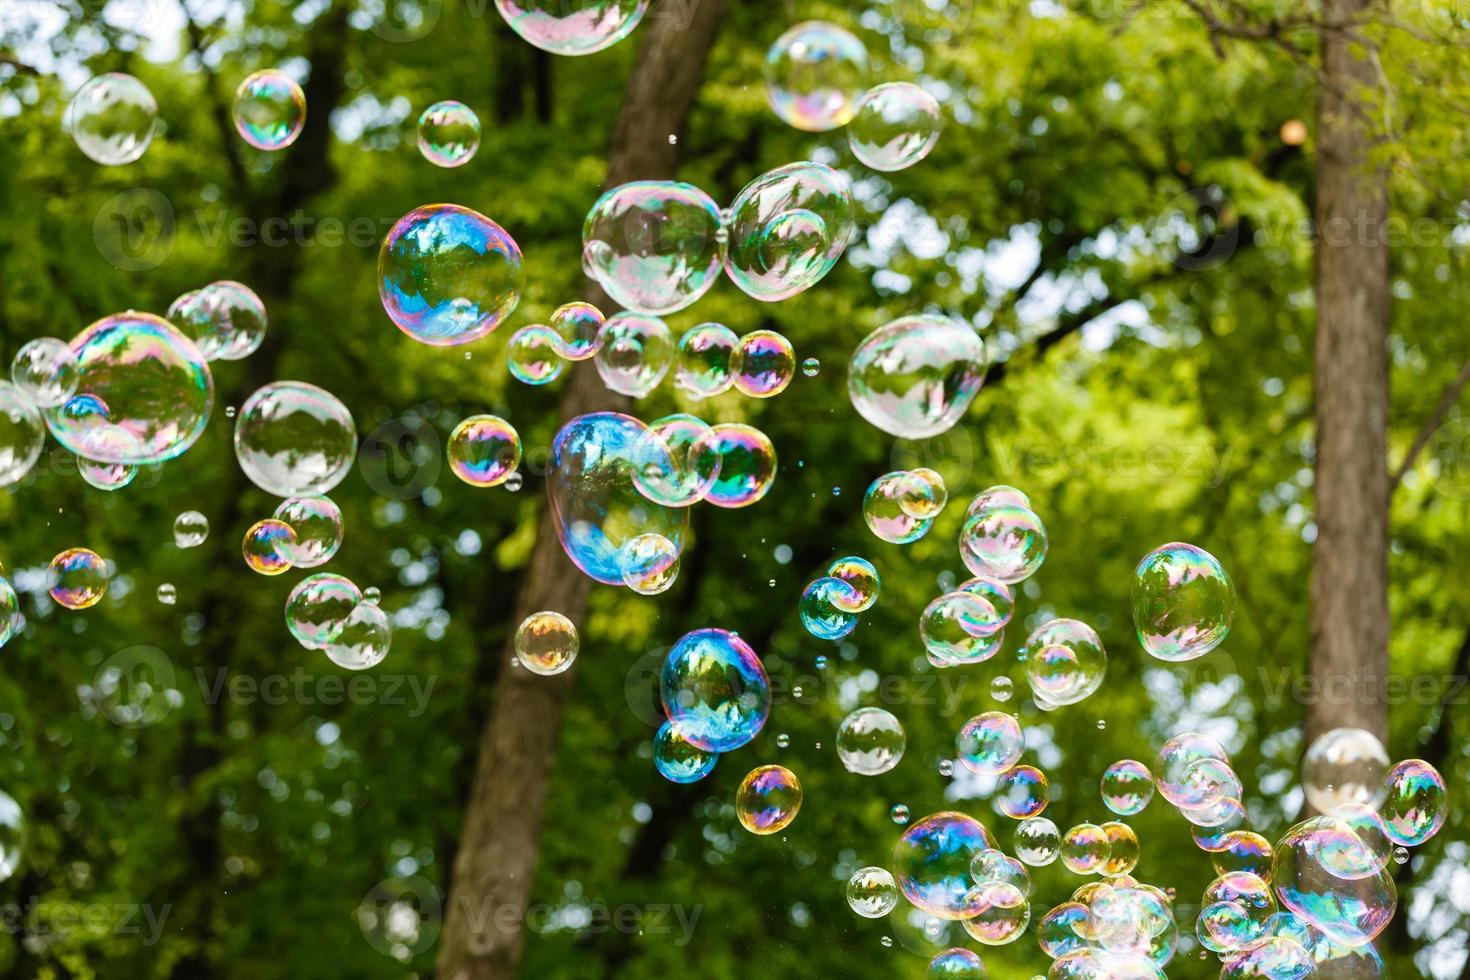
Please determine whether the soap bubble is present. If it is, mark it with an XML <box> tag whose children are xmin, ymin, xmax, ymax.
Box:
<box><xmin>1193</xmin><ymin>800</ymin><xmax>1249</xmax><ymax>852</ymax></box>
<box><xmin>1171</xmin><ymin>757</ymin><xmax>1240</xmax><ymax>811</ymax></box>
<box><xmin>11</xmin><ymin>338</ymin><xmax>79</xmax><ymax>408</ymax></box>
<box><xmin>971</xmin><ymin>848</ymin><xmax>1031</xmax><ymax>909</ymax></box>
<box><xmin>493</xmin><ymin>0</ymin><xmax>648</xmax><ymax>55</ymax></box>
<box><xmin>836</xmin><ymin>706</ymin><xmax>906</xmax><ymax>775</ymax></box>
<box><xmin>234</xmin><ymin>381</ymin><xmax>357</xmax><ymax>496</ymax></box>
<box><xmin>173</xmin><ymin>511</ymin><xmax>209</xmax><ymax>548</ymax></box>
<box><xmin>1015</xmin><ymin>816</ymin><xmax>1061</xmax><ymax>866</ymax></box>
<box><xmin>1022</xmin><ymin>619</ymin><xmax>1106</xmax><ymax>706</ymax></box>
<box><xmin>1131</xmin><ymin>543</ymin><xmax>1235</xmax><ymax>662</ymax></box>
<box><xmin>675</xmin><ymin>323</ymin><xmax>738</xmax><ymax>398</ymax></box>
<box><xmin>736</xmin><ymin>764</ymin><xmax>803</xmax><ymax>834</ymax></box>
<box><xmin>379</xmin><ymin>204</ymin><xmax>524</xmax><ymax>346</ymax></box>
<box><xmin>548</xmin><ymin>302</ymin><xmax>605</xmax><ymax>361</ymax></box>
<box><xmin>1050</xmin><ymin>949</ymin><xmax>1164</xmax><ymax>977</ymax></box>
<box><xmin>827</xmin><ymin>556</ymin><xmax>880</xmax><ymax>611</ymax></box>
<box><xmin>848</xmin><ymin>315</ymin><xmax>985</xmax><ymax>439</ymax></box>
<box><xmin>989</xmin><ymin>676</ymin><xmax>1013</xmax><ymax>702</ymax></box>
<box><xmin>1156</xmin><ymin>732</ymin><xmax>1230</xmax><ymax>807</ymax></box>
<box><xmin>593</xmin><ymin>312</ymin><xmax>673</xmax><ymax>397</ymax></box>
<box><xmin>995</xmin><ymin>765</ymin><xmax>1048</xmax><ymax>819</ymax></box>
<box><xmin>1301</xmin><ymin>727</ymin><xmax>1389</xmax><ymax>817</ymax></box>
<box><xmin>1100</xmin><ymin>822</ymin><xmax>1141</xmax><ymax>877</ymax></box>
<box><xmin>846</xmin><ymin>866</ymin><xmax>899</xmax><ymax>918</ymax></box>
<box><xmin>1273</xmin><ymin>816</ymin><xmax>1396</xmax><ymax>946</ymax></box>
<box><xmin>242</xmin><ymin>519</ymin><xmax>296</xmax><ymax>576</ymax></box>
<box><xmin>69</xmin><ymin>72</ymin><xmax>156</xmax><ymax>165</ymax></box>
<box><xmin>515</xmin><ymin>611</ymin><xmax>579</xmax><ymax>675</ymax></box>
<box><xmin>661</xmin><ymin>628</ymin><xmax>770</xmax><ymax>752</ymax></box>
<box><xmin>548</xmin><ymin>413</ymin><xmax>689</xmax><ymax>584</ymax></box>
<box><xmin>891</xmin><ymin>804</ymin><xmax>910</xmax><ymax>824</ymax></box>
<box><xmin>0</xmin><ymin>791</ymin><xmax>22</xmax><ymax>882</ymax></box>
<box><xmin>1038</xmin><ymin>902</ymin><xmax>1088</xmax><ymax>957</ymax></box>
<box><xmin>630</xmin><ymin>414</ymin><xmax>722</xmax><ymax>507</ymax></box>
<box><xmin>863</xmin><ymin>470</ymin><xmax>938</xmax><ymax>543</ymax></box>
<box><xmin>77</xmin><ymin>453</ymin><xmax>137</xmax><ymax>491</ymax></box>
<box><xmin>704</xmin><ymin>423</ymin><xmax>777</xmax><ymax>508</ymax></box>
<box><xmin>731</xmin><ymin>330</ymin><xmax>796</xmax><ymax>397</ymax></box>
<box><xmin>619</xmin><ymin>532</ymin><xmax>680</xmax><ymax>594</ymax></box>
<box><xmin>507</xmin><ymin>325</ymin><xmax>565</xmax><ymax>385</ymax></box>
<box><xmin>0</xmin><ymin>578</ymin><xmax>18</xmax><ymax>649</ymax></box>
<box><xmin>168</xmin><ymin>281</ymin><xmax>268</xmax><ymax>362</ymax></box>
<box><xmin>1102</xmin><ymin>760</ymin><xmax>1155</xmax><ymax>816</ymax></box>
<box><xmin>892</xmin><ymin>811</ymin><xmax>997</xmax><ymax>919</ymax></box>
<box><xmin>273</xmin><ymin>495</ymin><xmax>344</xmax><ymax>568</ymax></box>
<box><xmin>921</xmin><ymin>592</ymin><xmax>1004</xmax><ymax>666</ymax></box>
<box><xmin>1220</xmin><ymin>936</ymin><xmax>1314</xmax><ymax>979</ymax></box>
<box><xmin>286</xmin><ymin>573</ymin><xmax>361</xmax><ymax>649</ymax></box>
<box><xmin>800</xmin><ymin>577</ymin><xmax>858</xmax><ymax>640</ymax></box>
<box><xmin>324</xmin><ymin>602</ymin><xmax>392</xmax><ymax>670</ymax></box>
<box><xmin>447</xmin><ymin>414</ymin><xmax>521</xmax><ymax>488</ymax></box>
<box><xmin>1199</xmin><ymin>872</ymin><xmax>1277</xmax><ymax>953</ymax></box>
<box><xmin>926</xmin><ymin>947</ymin><xmax>986</xmax><ymax>979</ymax></box>
<box><xmin>0</xmin><ymin>383</ymin><xmax>44</xmax><ymax>487</ymax></box>
<box><xmin>764</xmin><ymin>21</ymin><xmax>869</xmax><ymax>131</ymax></box>
<box><xmin>44</xmin><ymin>313</ymin><xmax>213</xmax><ymax>466</ymax></box>
<box><xmin>960</xmin><ymin>502</ymin><xmax>1047</xmax><ymax>583</ymax></box>
<box><xmin>1060</xmin><ymin>824</ymin><xmax>1111</xmax><ymax>875</ymax></box>
<box><xmin>417</xmin><ymin>100</ymin><xmax>480</xmax><ymax>167</ymax></box>
<box><xmin>1378</xmin><ymin>759</ymin><xmax>1447</xmax><ymax>847</ymax></box>
<box><xmin>1212</xmin><ymin>831</ymin><xmax>1273</xmax><ymax>878</ymax></box>
<box><xmin>801</xmin><ymin>358</ymin><xmax>820</xmax><ymax>377</ymax></box>
<box><xmin>1294</xmin><ymin>810</ymin><xmax>1387</xmax><ymax>881</ymax></box>
<box><xmin>956</xmin><ymin>711</ymin><xmax>1023</xmax><ymax>776</ymax></box>
<box><xmin>233</xmin><ymin>69</ymin><xmax>306</xmax><ymax>150</ymax></box>
<box><xmin>49</xmin><ymin>548</ymin><xmax>109</xmax><ymax>609</ymax></box>
<box><xmin>961</xmin><ymin>898</ymin><xmax>1031</xmax><ymax>946</ymax></box>
<box><xmin>724</xmin><ymin>162</ymin><xmax>855</xmax><ymax>302</ymax></box>
<box><xmin>582</xmin><ymin>181</ymin><xmax>723</xmax><ymax>314</ymax></box>
<box><xmin>848</xmin><ymin>82</ymin><xmax>943</xmax><ymax>171</ymax></box>
<box><xmin>653</xmin><ymin>719</ymin><xmax>717</xmax><ymax>784</ymax></box>
<box><xmin>966</xmin><ymin>485</ymin><xmax>1031</xmax><ymax>516</ymax></box>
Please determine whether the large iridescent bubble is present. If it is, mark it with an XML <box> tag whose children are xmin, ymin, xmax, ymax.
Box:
<box><xmin>593</xmin><ymin>312</ymin><xmax>673</xmax><ymax>397</ymax></box>
<box><xmin>660</xmin><ymin>628</ymin><xmax>770</xmax><ymax>752</ymax></box>
<box><xmin>0</xmin><ymin>382</ymin><xmax>45</xmax><ymax>486</ymax></box>
<box><xmin>704</xmin><ymin>423</ymin><xmax>777</xmax><ymax>508</ymax></box>
<box><xmin>848</xmin><ymin>82</ymin><xmax>943</xmax><ymax>172</ymax></box>
<box><xmin>233</xmin><ymin>381</ymin><xmax>357</xmax><ymax>497</ymax></box>
<box><xmin>1378</xmin><ymin>759</ymin><xmax>1447</xmax><ymax>846</ymax></box>
<box><xmin>1300</xmin><ymin>727</ymin><xmax>1388</xmax><ymax>817</ymax></box>
<box><xmin>1271</xmin><ymin>816</ymin><xmax>1396</xmax><ymax>947</ymax></box>
<box><xmin>547</xmin><ymin>412</ymin><xmax>689</xmax><ymax>585</ymax></box>
<box><xmin>763</xmin><ymin>21</ymin><xmax>869</xmax><ymax>132</ymax></box>
<box><xmin>44</xmin><ymin>313</ymin><xmax>213</xmax><ymax>465</ymax></box>
<box><xmin>379</xmin><ymin>204</ymin><xmax>525</xmax><ymax>346</ymax></box>
<box><xmin>848</xmin><ymin>315</ymin><xmax>985</xmax><ymax>439</ymax></box>
<box><xmin>582</xmin><ymin>181</ymin><xmax>724</xmax><ymax>315</ymax></box>
<box><xmin>69</xmin><ymin>73</ymin><xmax>156</xmax><ymax>165</ymax></box>
<box><xmin>1131</xmin><ymin>542</ymin><xmax>1235</xmax><ymax>662</ymax></box>
<box><xmin>494</xmin><ymin>0</ymin><xmax>648</xmax><ymax>55</ymax></box>
<box><xmin>285</xmin><ymin>573</ymin><xmax>361</xmax><ymax>649</ymax></box>
<box><xmin>892</xmin><ymin>811</ymin><xmax>997</xmax><ymax>920</ymax></box>
<box><xmin>724</xmin><ymin>162</ymin><xmax>855</xmax><ymax>303</ymax></box>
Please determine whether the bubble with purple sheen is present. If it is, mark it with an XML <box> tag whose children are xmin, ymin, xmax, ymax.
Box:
<box><xmin>995</xmin><ymin>765</ymin><xmax>1049</xmax><ymax>819</ymax></box>
<box><xmin>48</xmin><ymin>548</ymin><xmax>109</xmax><ymax>609</ymax></box>
<box><xmin>448</xmin><ymin>415</ymin><xmax>521</xmax><ymax>488</ymax></box>
<box><xmin>494</xmin><ymin>0</ymin><xmax>648</xmax><ymax>56</ymax></box>
<box><xmin>660</xmin><ymin>628</ymin><xmax>770</xmax><ymax>753</ymax></box>
<box><xmin>1131</xmin><ymin>542</ymin><xmax>1235</xmax><ymax>662</ymax></box>
<box><xmin>731</xmin><ymin>330</ymin><xmax>796</xmax><ymax>397</ymax></box>
<box><xmin>736</xmin><ymin>764</ymin><xmax>802</xmax><ymax>834</ymax></box>
<box><xmin>582</xmin><ymin>181</ymin><xmax>723</xmax><ymax>315</ymax></box>
<box><xmin>704</xmin><ymin>423</ymin><xmax>777</xmax><ymax>509</ymax></box>
<box><xmin>233</xmin><ymin>69</ymin><xmax>305</xmax><ymax>150</ymax></box>
<box><xmin>892</xmin><ymin>811</ymin><xmax>997</xmax><ymax>920</ymax></box>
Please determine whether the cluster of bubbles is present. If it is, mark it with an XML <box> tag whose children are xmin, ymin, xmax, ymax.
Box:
<box><xmin>764</xmin><ymin>22</ymin><xmax>944</xmax><ymax>172</ymax></box>
<box><xmin>675</xmin><ymin>324</ymin><xmax>800</xmax><ymax>400</ymax></box>
<box><xmin>920</xmin><ymin>576</ymin><xmax>1012</xmax><ymax>669</ymax></box>
<box><xmin>447</xmin><ymin>415</ymin><xmax>522</xmax><ymax>487</ymax></box>
<box><xmin>799</xmin><ymin>556</ymin><xmax>881</xmax><ymax>641</ymax></box>
<box><xmin>506</xmin><ymin>302</ymin><xmax>606</xmax><ymax>386</ymax></box>
<box><xmin>515</xmin><ymin>611</ymin><xmax>579</xmax><ymax>675</ymax></box>
<box><xmin>417</xmin><ymin>100</ymin><xmax>481</xmax><ymax>168</ymax></box>
<box><xmin>863</xmin><ymin>467</ymin><xmax>948</xmax><ymax>543</ymax></box>
<box><xmin>493</xmin><ymin>0</ymin><xmax>648</xmax><ymax>56</ymax></box>
<box><xmin>848</xmin><ymin>314</ymin><xmax>986</xmax><ymax>439</ymax></box>
<box><xmin>243</xmin><ymin>495</ymin><xmax>346</xmax><ymax>577</ymax></box>
<box><xmin>286</xmin><ymin>572</ymin><xmax>391</xmax><ymax>670</ymax></box>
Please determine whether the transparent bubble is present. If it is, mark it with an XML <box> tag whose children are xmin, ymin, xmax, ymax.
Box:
<box><xmin>863</xmin><ymin>470</ymin><xmax>938</xmax><ymax>543</ymax></box>
<box><xmin>173</xmin><ymin>511</ymin><xmax>209</xmax><ymax>548</ymax></box>
<box><xmin>827</xmin><ymin>556</ymin><xmax>880</xmax><ymax>611</ymax></box>
<box><xmin>0</xmin><ymin>382</ymin><xmax>45</xmax><ymax>487</ymax></box>
<box><xmin>961</xmin><ymin>897</ymin><xmax>1030</xmax><ymax>946</ymax></box>
<box><xmin>619</xmin><ymin>531</ymin><xmax>680</xmax><ymax>594</ymax></box>
<box><xmin>847</xmin><ymin>866</ymin><xmax>899</xmax><ymax>918</ymax></box>
<box><xmin>232</xmin><ymin>69</ymin><xmax>305</xmax><ymax>150</ymax></box>
<box><xmin>1102</xmin><ymin>760</ymin><xmax>1156</xmax><ymax>817</ymax></box>
<box><xmin>168</xmin><ymin>281</ymin><xmax>268</xmax><ymax>362</ymax></box>
<box><xmin>1022</xmin><ymin>619</ymin><xmax>1106</xmax><ymax>706</ymax></box>
<box><xmin>836</xmin><ymin>706</ymin><xmax>906</xmax><ymax>775</ymax></box>
<box><xmin>515</xmin><ymin>610</ymin><xmax>579</xmax><ymax>675</ymax></box>
<box><xmin>324</xmin><ymin>602</ymin><xmax>392</xmax><ymax>670</ymax></box>
<box><xmin>1378</xmin><ymin>759</ymin><xmax>1447</xmax><ymax>846</ymax></box>
<box><xmin>593</xmin><ymin>312</ymin><xmax>673</xmax><ymax>397</ymax></box>
<box><xmin>273</xmin><ymin>495</ymin><xmax>344</xmax><ymax>568</ymax></box>
<box><xmin>961</xmin><ymin>503</ymin><xmax>1048</xmax><ymax>584</ymax></box>
<box><xmin>802</xmin><ymin>357</ymin><xmax>821</xmax><ymax>377</ymax></box>
<box><xmin>927</xmin><ymin>947</ymin><xmax>986</xmax><ymax>979</ymax></box>
<box><xmin>417</xmin><ymin>100</ymin><xmax>480</xmax><ymax>167</ymax></box>
<box><xmin>11</xmin><ymin>338</ymin><xmax>79</xmax><ymax>408</ymax></box>
<box><xmin>1156</xmin><ymin>732</ymin><xmax>1231</xmax><ymax>807</ymax></box>
<box><xmin>1061</xmin><ymin>824</ymin><xmax>1111</xmax><ymax>875</ymax></box>
<box><xmin>1212</xmin><ymin>831</ymin><xmax>1273</xmax><ymax>879</ymax></box>
<box><xmin>675</xmin><ymin>323</ymin><xmax>738</xmax><ymax>398</ymax></box>
<box><xmin>737</xmin><ymin>764</ymin><xmax>802</xmax><ymax>834</ymax></box>
<box><xmin>1193</xmin><ymin>799</ymin><xmax>1249</xmax><ymax>852</ymax></box>
<box><xmin>800</xmin><ymin>577</ymin><xmax>858</xmax><ymax>640</ymax></box>
<box><xmin>582</xmin><ymin>181</ymin><xmax>723</xmax><ymax>314</ymax></box>
<box><xmin>243</xmin><ymin>519</ymin><xmax>296</xmax><ymax>576</ymax></box>
<box><xmin>1301</xmin><ymin>727</ymin><xmax>1389</xmax><ymax>817</ymax></box>
<box><xmin>507</xmin><ymin>324</ymin><xmax>565</xmax><ymax>385</ymax></box>
<box><xmin>1220</xmin><ymin>936</ymin><xmax>1314</xmax><ymax>980</ymax></box>
<box><xmin>69</xmin><ymin>72</ymin><xmax>156</xmax><ymax>165</ymax></box>
<box><xmin>922</xmin><ymin>592</ymin><xmax>1004</xmax><ymax>667</ymax></box>
<box><xmin>1173</xmin><ymin>757</ymin><xmax>1241</xmax><ymax>811</ymax></box>
<box><xmin>234</xmin><ymin>381</ymin><xmax>357</xmax><ymax>497</ymax></box>
<box><xmin>0</xmin><ymin>791</ymin><xmax>22</xmax><ymax>883</ymax></box>
<box><xmin>893</xmin><ymin>811</ymin><xmax>998</xmax><ymax>919</ymax></box>
<box><xmin>661</xmin><ymin>628</ymin><xmax>770</xmax><ymax>752</ymax></box>
<box><xmin>966</xmin><ymin>485</ymin><xmax>1031</xmax><ymax>517</ymax></box>
<box><xmin>956</xmin><ymin>711</ymin><xmax>1022</xmax><ymax>776</ymax></box>
<box><xmin>763</xmin><ymin>21</ymin><xmax>870</xmax><ymax>131</ymax></box>
<box><xmin>1273</xmin><ymin>816</ymin><xmax>1396</xmax><ymax>946</ymax></box>
<box><xmin>971</xmin><ymin>847</ymin><xmax>1031</xmax><ymax>909</ymax></box>
<box><xmin>653</xmin><ymin>719</ymin><xmax>717</xmax><ymax>784</ymax></box>
<box><xmin>848</xmin><ymin>315</ymin><xmax>985</xmax><ymax>439</ymax></box>
<box><xmin>548</xmin><ymin>302</ymin><xmax>605</xmax><ymax>361</ymax></box>
<box><xmin>631</xmin><ymin>414</ymin><xmax>722</xmax><ymax>508</ymax></box>
<box><xmin>493</xmin><ymin>0</ymin><xmax>648</xmax><ymax>55</ymax></box>
<box><xmin>77</xmin><ymin>450</ymin><xmax>137</xmax><ymax>491</ymax></box>
<box><xmin>1131</xmin><ymin>542</ymin><xmax>1235</xmax><ymax>662</ymax></box>
<box><xmin>1015</xmin><ymin>816</ymin><xmax>1060</xmax><ymax>866</ymax></box>
<box><xmin>995</xmin><ymin>765</ymin><xmax>1049</xmax><ymax>819</ymax></box>
<box><xmin>1038</xmin><ymin>901</ymin><xmax>1089</xmax><ymax>957</ymax></box>
<box><xmin>1198</xmin><ymin>872</ymin><xmax>1276</xmax><ymax>953</ymax></box>
<box><xmin>447</xmin><ymin>414</ymin><xmax>522</xmax><ymax>488</ymax></box>
<box><xmin>548</xmin><ymin>413</ymin><xmax>689</xmax><ymax>583</ymax></box>
<box><xmin>363</xmin><ymin>586</ymin><xmax>382</xmax><ymax>605</ymax></box>
<box><xmin>989</xmin><ymin>676</ymin><xmax>1014</xmax><ymax>702</ymax></box>
<box><xmin>1050</xmin><ymin>949</ymin><xmax>1165</xmax><ymax>978</ymax></box>
<box><xmin>732</xmin><ymin>330</ymin><xmax>796</xmax><ymax>397</ymax></box>
<box><xmin>49</xmin><ymin>547</ymin><xmax>108</xmax><ymax>609</ymax></box>
<box><xmin>848</xmin><ymin>81</ymin><xmax>943</xmax><ymax>172</ymax></box>
<box><xmin>44</xmin><ymin>313</ymin><xmax>213</xmax><ymax>466</ymax></box>
<box><xmin>0</xmin><ymin>577</ymin><xmax>18</xmax><ymax>649</ymax></box>
<box><xmin>704</xmin><ymin>423</ymin><xmax>777</xmax><ymax>508</ymax></box>
<box><xmin>1100</xmin><ymin>822</ymin><xmax>1141</xmax><ymax>877</ymax></box>
<box><xmin>891</xmin><ymin>804</ymin><xmax>911</xmax><ymax>824</ymax></box>
<box><xmin>379</xmin><ymin>204</ymin><xmax>524</xmax><ymax>346</ymax></box>
<box><xmin>286</xmin><ymin>572</ymin><xmax>362</xmax><ymax>649</ymax></box>
<box><xmin>724</xmin><ymin>162</ymin><xmax>855</xmax><ymax>302</ymax></box>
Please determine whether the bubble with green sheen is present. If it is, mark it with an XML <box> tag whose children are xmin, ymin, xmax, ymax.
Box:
<box><xmin>1301</xmin><ymin>727</ymin><xmax>1389</xmax><ymax>817</ymax></box>
<box><xmin>582</xmin><ymin>181</ymin><xmax>723</xmax><ymax>314</ymax></box>
<box><xmin>732</xmin><ymin>330</ymin><xmax>796</xmax><ymax>397</ymax></box>
<box><xmin>1132</xmin><ymin>542</ymin><xmax>1235</xmax><ymax>662</ymax></box>
<box><xmin>234</xmin><ymin>381</ymin><xmax>357</xmax><ymax>496</ymax></box>
<box><xmin>1202</xmin><ymin>872</ymin><xmax>1277</xmax><ymax>951</ymax></box>
<box><xmin>242</xmin><ymin>519</ymin><xmax>296</xmax><ymax>576</ymax></box>
<box><xmin>493</xmin><ymin>0</ymin><xmax>648</xmax><ymax>54</ymax></box>
<box><xmin>12</xmin><ymin>338</ymin><xmax>78</xmax><ymax>408</ymax></box>
<box><xmin>704</xmin><ymin>423</ymin><xmax>777</xmax><ymax>508</ymax></box>
<box><xmin>1022</xmin><ymin>619</ymin><xmax>1106</xmax><ymax>706</ymax></box>
<box><xmin>49</xmin><ymin>547</ymin><xmax>109</xmax><ymax>609</ymax></box>
<box><xmin>619</xmin><ymin>532</ymin><xmax>680</xmax><ymax>595</ymax></box>
<box><xmin>800</xmin><ymin>577</ymin><xmax>858</xmax><ymax>640</ymax></box>
<box><xmin>849</xmin><ymin>315</ymin><xmax>985</xmax><ymax>439</ymax></box>
<box><xmin>802</xmin><ymin>357</ymin><xmax>820</xmax><ymax>377</ymax></box>
<box><xmin>1378</xmin><ymin>759</ymin><xmax>1447</xmax><ymax>846</ymax></box>
<box><xmin>232</xmin><ymin>69</ymin><xmax>305</xmax><ymax>150</ymax></box>
<box><xmin>515</xmin><ymin>611</ymin><xmax>578</xmax><ymax>675</ymax></box>
<box><xmin>652</xmin><ymin>720</ymin><xmax>717</xmax><ymax>784</ymax></box>
<box><xmin>961</xmin><ymin>503</ymin><xmax>1047</xmax><ymax>583</ymax></box>
<box><xmin>660</xmin><ymin>628</ymin><xmax>770</xmax><ymax>752</ymax></box>
<box><xmin>417</xmin><ymin>100</ymin><xmax>480</xmax><ymax>167</ymax></box>
<box><xmin>1275</xmin><ymin>817</ymin><xmax>1400</xmax><ymax>946</ymax></box>
<box><xmin>69</xmin><ymin>73</ymin><xmax>156</xmax><ymax>165</ymax></box>
<box><xmin>826</xmin><ymin>556</ymin><xmax>879</xmax><ymax>611</ymax></box>
<box><xmin>273</xmin><ymin>495</ymin><xmax>344</xmax><ymax>568</ymax></box>
<box><xmin>724</xmin><ymin>162</ymin><xmax>856</xmax><ymax>302</ymax></box>
<box><xmin>547</xmin><ymin>302</ymin><xmax>604</xmax><ymax>361</ymax></box>
<box><xmin>863</xmin><ymin>470</ymin><xmax>937</xmax><ymax>543</ymax></box>
<box><xmin>1061</xmin><ymin>824</ymin><xmax>1111</xmax><ymax>875</ymax></box>
<box><xmin>631</xmin><ymin>414</ymin><xmax>722</xmax><ymax>507</ymax></box>
<box><xmin>1100</xmin><ymin>822</ymin><xmax>1141</xmax><ymax>877</ymax></box>
<box><xmin>736</xmin><ymin>764</ymin><xmax>802</xmax><ymax>834</ymax></box>
<box><xmin>324</xmin><ymin>602</ymin><xmax>392</xmax><ymax>670</ymax></box>
<box><xmin>891</xmin><ymin>804</ymin><xmax>910</xmax><ymax>824</ymax></box>
<box><xmin>0</xmin><ymin>791</ymin><xmax>22</xmax><ymax>883</ymax></box>
<box><xmin>1102</xmin><ymin>760</ymin><xmax>1155</xmax><ymax>816</ymax></box>
<box><xmin>836</xmin><ymin>706</ymin><xmax>905</xmax><ymax>775</ymax></box>
<box><xmin>763</xmin><ymin>21</ymin><xmax>869</xmax><ymax>131</ymax></box>
<box><xmin>286</xmin><ymin>573</ymin><xmax>361</xmax><ymax>649</ymax></box>
<box><xmin>995</xmin><ymin>765</ymin><xmax>1048</xmax><ymax>819</ymax></box>
<box><xmin>1039</xmin><ymin>901</ymin><xmax>1089</xmax><ymax>957</ymax></box>
<box><xmin>379</xmin><ymin>204</ymin><xmax>524</xmax><ymax>346</ymax></box>
<box><xmin>892</xmin><ymin>811</ymin><xmax>998</xmax><ymax>920</ymax></box>
<box><xmin>448</xmin><ymin>414</ymin><xmax>521</xmax><ymax>488</ymax></box>
<box><xmin>927</xmin><ymin>947</ymin><xmax>986</xmax><ymax>979</ymax></box>
<box><xmin>1015</xmin><ymin>817</ymin><xmax>1060</xmax><ymax>867</ymax></box>
<box><xmin>1220</xmin><ymin>936</ymin><xmax>1314</xmax><ymax>980</ymax></box>
<box><xmin>849</xmin><ymin>82</ymin><xmax>943</xmax><ymax>172</ymax></box>
<box><xmin>1156</xmin><ymin>731</ymin><xmax>1231</xmax><ymax>807</ymax></box>
<box><xmin>922</xmin><ymin>592</ymin><xmax>1004</xmax><ymax>667</ymax></box>
<box><xmin>674</xmin><ymin>323</ymin><xmax>737</xmax><ymax>398</ymax></box>
<box><xmin>956</xmin><ymin>712</ymin><xmax>1023</xmax><ymax>776</ymax></box>
<box><xmin>0</xmin><ymin>577</ymin><xmax>19</xmax><ymax>649</ymax></box>
<box><xmin>846</xmin><ymin>866</ymin><xmax>899</xmax><ymax>918</ymax></box>
<box><xmin>173</xmin><ymin>510</ymin><xmax>209</xmax><ymax>548</ymax></box>
<box><xmin>594</xmin><ymin>312</ymin><xmax>673</xmax><ymax>397</ymax></box>
<box><xmin>168</xmin><ymin>281</ymin><xmax>268</xmax><ymax>361</ymax></box>
<box><xmin>508</xmin><ymin>325</ymin><xmax>565</xmax><ymax>386</ymax></box>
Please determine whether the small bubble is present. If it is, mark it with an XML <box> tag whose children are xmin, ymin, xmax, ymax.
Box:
<box><xmin>938</xmin><ymin>759</ymin><xmax>953</xmax><ymax>777</ymax></box>
<box><xmin>879</xmin><ymin>936</ymin><xmax>893</xmax><ymax>948</ymax></box>
<box><xmin>156</xmin><ymin>583</ymin><xmax>176</xmax><ymax>605</ymax></box>
<box><xmin>814</xmin><ymin>655</ymin><xmax>828</xmax><ymax>670</ymax></box>
<box><xmin>890</xmin><ymin>803</ymin><xmax>910</xmax><ymax>824</ymax></box>
<box><xmin>776</xmin><ymin>733</ymin><xmax>790</xmax><ymax>748</ymax></box>
<box><xmin>801</xmin><ymin>357</ymin><xmax>820</xmax><ymax>377</ymax></box>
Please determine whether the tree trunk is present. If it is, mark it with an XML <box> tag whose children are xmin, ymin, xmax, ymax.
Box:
<box><xmin>1307</xmin><ymin>0</ymin><xmax>1391</xmax><ymax>748</ymax></box>
<box><xmin>434</xmin><ymin>5</ymin><xmax>730</xmax><ymax>978</ymax></box>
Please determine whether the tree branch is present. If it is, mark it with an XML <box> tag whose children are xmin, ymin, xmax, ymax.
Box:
<box><xmin>1390</xmin><ymin>353</ymin><xmax>1470</xmax><ymax>492</ymax></box>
